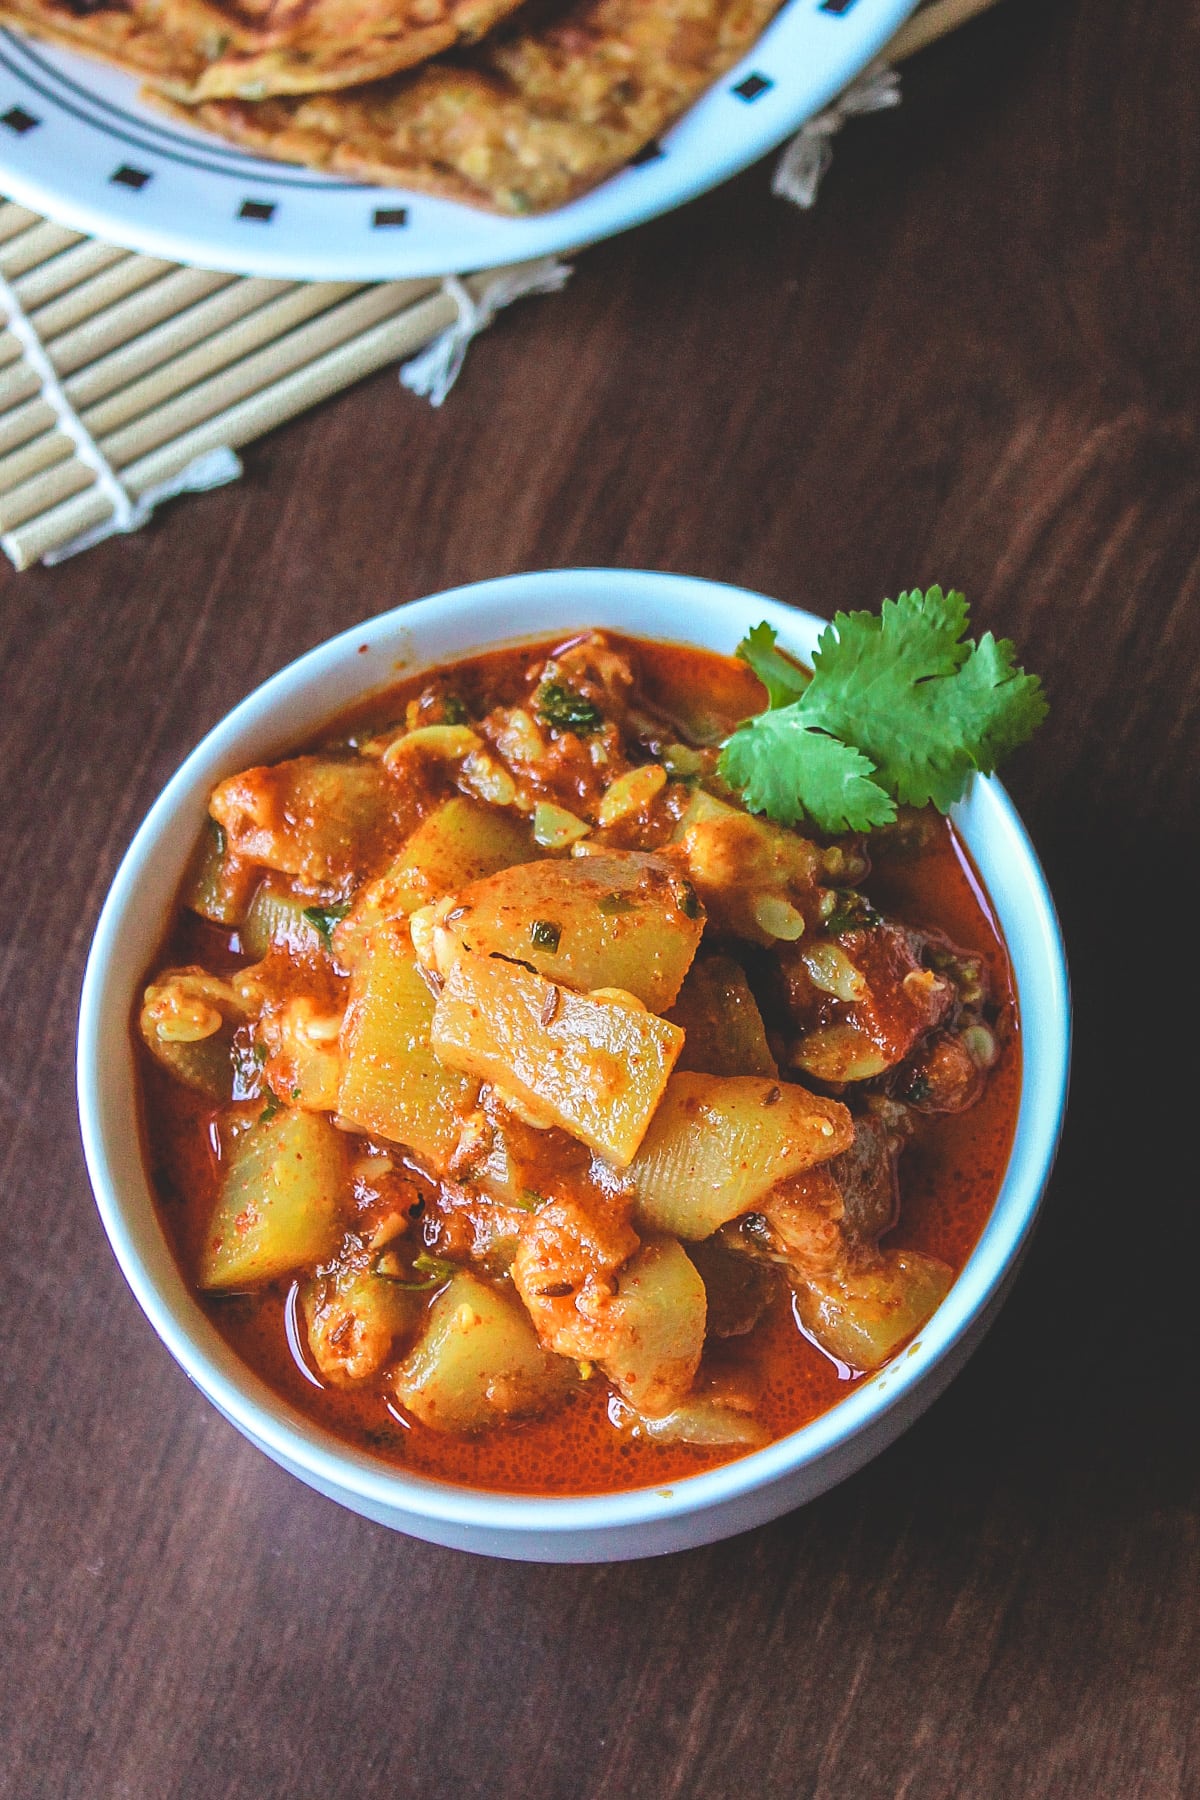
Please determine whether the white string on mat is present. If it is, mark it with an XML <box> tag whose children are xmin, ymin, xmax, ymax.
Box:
<box><xmin>400</xmin><ymin>257</ymin><xmax>573</xmax><ymax>406</ymax></box>
<box><xmin>0</xmin><ymin>263</ymin><xmax>243</xmax><ymax>563</ymax></box>
<box><xmin>40</xmin><ymin>446</ymin><xmax>243</xmax><ymax>564</ymax></box>
<box><xmin>772</xmin><ymin>64</ymin><xmax>902</xmax><ymax>209</ymax></box>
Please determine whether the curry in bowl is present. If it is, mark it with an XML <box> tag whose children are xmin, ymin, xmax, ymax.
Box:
<box><xmin>136</xmin><ymin>624</ymin><xmax>1027</xmax><ymax>1495</ymax></box>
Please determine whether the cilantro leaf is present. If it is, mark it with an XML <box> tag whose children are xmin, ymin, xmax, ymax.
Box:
<box><xmin>942</xmin><ymin>630</ymin><xmax>1050</xmax><ymax>772</ymax></box>
<box><xmin>720</xmin><ymin>709</ymin><xmax>895</xmax><ymax>831</ymax></box>
<box><xmin>302</xmin><ymin>902</ymin><xmax>351</xmax><ymax>948</ymax></box>
<box><xmin>801</xmin><ymin>588</ymin><xmax>1047</xmax><ymax>810</ymax></box>
<box><xmin>536</xmin><ymin>683</ymin><xmax>603</xmax><ymax>735</ymax></box>
<box><xmin>718</xmin><ymin>591</ymin><xmax>1046</xmax><ymax>831</ymax></box>
<box><xmin>736</xmin><ymin>621</ymin><xmax>810</xmax><ymax>708</ymax></box>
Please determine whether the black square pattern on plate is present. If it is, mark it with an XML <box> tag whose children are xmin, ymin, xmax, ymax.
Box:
<box><xmin>373</xmin><ymin>207</ymin><xmax>408</xmax><ymax>227</ymax></box>
<box><xmin>819</xmin><ymin>0</ymin><xmax>859</xmax><ymax>13</ymax></box>
<box><xmin>111</xmin><ymin>164</ymin><xmax>152</xmax><ymax>190</ymax></box>
<box><xmin>1</xmin><ymin>105</ymin><xmax>39</xmax><ymax>135</ymax></box>
<box><xmin>629</xmin><ymin>139</ymin><xmax>664</xmax><ymax>166</ymax></box>
<box><xmin>238</xmin><ymin>198</ymin><xmax>276</xmax><ymax>222</ymax></box>
<box><xmin>733</xmin><ymin>72</ymin><xmax>772</xmax><ymax>101</ymax></box>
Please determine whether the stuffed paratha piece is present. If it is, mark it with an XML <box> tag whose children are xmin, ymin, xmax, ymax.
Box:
<box><xmin>173</xmin><ymin>0</ymin><xmax>532</xmax><ymax>101</ymax></box>
<box><xmin>0</xmin><ymin>0</ymin><xmax>212</xmax><ymax>84</ymax></box>
<box><xmin>0</xmin><ymin>0</ymin><xmax>531</xmax><ymax>100</ymax></box>
<box><xmin>154</xmin><ymin>0</ymin><xmax>788</xmax><ymax>211</ymax></box>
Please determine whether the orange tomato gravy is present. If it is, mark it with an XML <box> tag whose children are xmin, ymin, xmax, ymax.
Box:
<box><xmin>139</xmin><ymin>634</ymin><xmax>1020</xmax><ymax>1497</ymax></box>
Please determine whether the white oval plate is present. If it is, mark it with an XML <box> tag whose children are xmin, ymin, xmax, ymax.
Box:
<box><xmin>0</xmin><ymin>0</ymin><xmax>916</xmax><ymax>280</ymax></box>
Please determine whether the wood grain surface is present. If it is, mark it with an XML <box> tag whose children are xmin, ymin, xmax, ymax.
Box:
<box><xmin>2</xmin><ymin>1</ymin><xmax>1197</xmax><ymax>1794</ymax></box>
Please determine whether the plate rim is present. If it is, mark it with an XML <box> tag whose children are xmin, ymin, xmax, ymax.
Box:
<box><xmin>0</xmin><ymin>0</ymin><xmax>919</xmax><ymax>280</ymax></box>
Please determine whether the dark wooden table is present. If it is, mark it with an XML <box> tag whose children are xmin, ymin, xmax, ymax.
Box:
<box><xmin>3</xmin><ymin>2</ymin><xmax>1197</xmax><ymax>1794</ymax></box>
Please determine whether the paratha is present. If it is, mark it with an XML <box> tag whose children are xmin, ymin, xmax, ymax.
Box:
<box><xmin>151</xmin><ymin>0</ymin><xmax>789</xmax><ymax>211</ymax></box>
<box><xmin>0</xmin><ymin>0</ymin><xmax>531</xmax><ymax>99</ymax></box>
<box><xmin>0</xmin><ymin>0</ymin><xmax>212</xmax><ymax>84</ymax></box>
<box><xmin>173</xmin><ymin>0</ymin><xmax>533</xmax><ymax>100</ymax></box>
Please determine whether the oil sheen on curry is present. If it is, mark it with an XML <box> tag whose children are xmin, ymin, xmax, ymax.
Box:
<box><xmin>137</xmin><ymin>631</ymin><xmax>1019</xmax><ymax>1496</ymax></box>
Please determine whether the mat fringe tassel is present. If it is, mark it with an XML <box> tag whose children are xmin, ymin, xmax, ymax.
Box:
<box><xmin>41</xmin><ymin>447</ymin><xmax>243</xmax><ymax>564</ymax></box>
<box><xmin>400</xmin><ymin>257</ymin><xmax>573</xmax><ymax>406</ymax></box>
<box><xmin>772</xmin><ymin>64</ymin><xmax>902</xmax><ymax>209</ymax></box>
<box><xmin>0</xmin><ymin>265</ymin><xmax>243</xmax><ymax>563</ymax></box>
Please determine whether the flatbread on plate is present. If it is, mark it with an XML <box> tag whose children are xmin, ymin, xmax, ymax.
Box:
<box><xmin>0</xmin><ymin>0</ymin><xmax>211</xmax><ymax>84</ymax></box>
<box><xmin>153</xmin><ymin>0</ymin><xmax>788</xmax><ymax>211</ymax></box>
<box><xmin>0</xmin><ymin>0</ymin><xmax>531</xmax><ymax>99</ymax></box>
<box><xmin>173</xmin><ymin>0</ymin><xmax>532</xmax><ymax>100</ymax></box>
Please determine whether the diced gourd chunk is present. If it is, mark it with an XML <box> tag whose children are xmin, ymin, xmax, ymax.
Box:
<box><xmin>183</xmin><ymin>820</ymin><xmax>258</xmax><ymax>926</ymax></box>
<box><xmin>394</xmin><ymin>1271</ymin><xmax>573</xmax><ymax>1432</ymax></box>
<box><xmin>668</xmin><ymin>954</ymin><xmax>777</xmax><ymax>1078</ymax></box>
<box><xmin>241</xmin><ymin>882</ymin><xmax>325</xmax><ymax>961</ymax></box>
<box><xmin>789</xmin><ymin>1023</ymin><xmax>891</xmax><ymax>1083</ymax></box>
<box><xmin>301</xmin><ymin>1254</ymin><xmax>423</xmax><ymax>1386</ymax></box>
<box><xmin>138</xmin><ymin>967</ymin><xmax>248</xmax><ymax>1101</ymax></box>
<box><xmin>210</xmin><ymin>755</ymin><xmax>398</xmax><ymax>887</ymax></box>
<box><xmin>438</xmin><ymin>853</ymin><xmax>704</xmax><ymax>1011</ymax></box>
<box><xmin>337</xmin><ymin>923</ymin><xmax>476</xmax><ymax>1171</ymax></box>
<box><xmin>430</xmin><ymin>950</ymin><xmax>683</xmax><ymax>1166</ymax></box>
<box><xmin>630</xmin><ymin>1073</ymin><xmax>853</xmax><ymax>1240</ymax></box>
<box><xmin>199</xmin><ymin>1108</ymin><xmax>347</xmax><ymax>1289</ymax></box>
<box><xmin>596</xmin><ymin>1238</ymin><xmax>706</xmax><ymax>1417</ymax></box>
<box><xmin>611</xmin><ymin>1395</ymin><xmax>768</xmax><ymax>1448</ymax></box>
<box><xmin>793</xmin><ymin>1249</ymin><xmax>954</xmax><ymax>1372</ymax></box>
<box><xmin>366</xmin><ymin>798</ymin><xmax>536</xmax><ymax>919</ymax></box>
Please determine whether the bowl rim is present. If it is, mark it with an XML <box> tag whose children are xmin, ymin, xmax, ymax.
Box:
<box><xmin>77</xmin><ymin>567</ymin><xmax>1071</xmax><ymax>1537</ymax></box>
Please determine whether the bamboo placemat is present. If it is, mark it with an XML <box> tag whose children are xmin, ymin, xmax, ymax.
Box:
<box><xmin>0</xmin><ymin>0</ymin><xmax>1001</xmax><ymax>570</ymax></box>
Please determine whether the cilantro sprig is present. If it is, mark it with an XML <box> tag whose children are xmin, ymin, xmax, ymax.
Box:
<box><xmin>719</xmin><ymin>588</ymin><xmax>1047</xmax><ymax>833</ymax></box>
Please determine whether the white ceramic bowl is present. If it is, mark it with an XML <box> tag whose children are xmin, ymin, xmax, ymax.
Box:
<box><xmin>77</xmin><ymin>569</ymin><xmax>1070</xmax><ymax>1562</ymax></box>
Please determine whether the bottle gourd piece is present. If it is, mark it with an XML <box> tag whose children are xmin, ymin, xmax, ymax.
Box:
<box><xmin>363</xmin><ymin>796</ymin><xmax>537</xmax><ymax>919</ymax></box>
<box><xmin>240</xmin><ymin>882</ymin><xmax>328</xmax><ymax>961</ymax></box>
<box><xmin>200</xmin><ymin>1108</ymin><xmax>348</xmax><ymax>1290</ymax></box>
<box><xmin>611</xmin><ymin>1395</ymin><xmax>768</xmax><ymax>1449</ymax></box>
<box><xmin>793</xmin><ymin>1249</ymin><xmax>954</xmax><ymax>1373</ymax></box>
<box><xmin>667</xmin><ymin>954</ymin><xmax>777</xmax><ymax>1078</ymax></box>
<box><xmin>595</xmin><ymin>1237</ymin><xmax>707</xmax><ymax>1419</ymax></box>
<box><xmin>394</xmin><ymin>1271</ymin><xmax>575</xmax><ymax>1433</ymax></box>
<box><xmin>433</xmin><ymin>852</ymin><xmax>704</xmax><ymax>1012</ymax></box>
<box><xmin>630</xmin><ymin>1073</ymin><xmax>854</xmax><ymax>1240</ymax></box>
<box><xmin>210</xmin><ymin>755</ymin><xmax>400</xmax><ymax>888</ymax></box>
<box><xmin>430</xmin><ymin>949</ymin><xmax>683</xmax><ymax>1167</ymax></box>
<box><xmin>337</xmin><ymin>922</ymin><xmax>477</xmax><ymax>1172</ymax></box>
<box><xmin>183</xmin><ymin>820</ymin><xmax>258</xmax><ymax>926</ymax></box>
